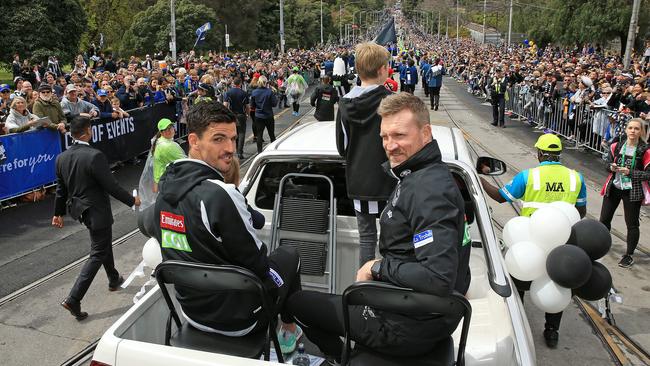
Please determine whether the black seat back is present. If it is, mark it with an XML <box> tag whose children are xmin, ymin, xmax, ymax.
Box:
<box><xmin>154</xmin><ymin>261</ymin><xmax>282</xmax><ymax>362</ymax></box>
<box><xmin>342</xmin><ymin>281</ymin><xmax>472</xmax><ymax>366</ymax></box>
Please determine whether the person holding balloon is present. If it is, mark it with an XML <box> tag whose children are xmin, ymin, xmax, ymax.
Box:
<box><xmin>599</xmin><ymin>118</ymin><xmax>650</xmax><ymax>268</ymax></box>
<box><xmin>480</xmin><ymin>133</ymin><xmax>587</xmax><ymax>348</ymax></box>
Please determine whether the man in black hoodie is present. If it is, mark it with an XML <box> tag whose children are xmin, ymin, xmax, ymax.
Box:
<box><xmin>149</xmin><ymin>102</ymin><xmax>303</xmax><ymax>353</ymax></box>
<box><xmin>336</xmin><ymin>42</ymin><xmax>396</xmax><ymax>267</ymax></box>
<box><xmin>310</xmin><ymin>75</ymin><xmax>338</xmax><ymax>121</ymax></box>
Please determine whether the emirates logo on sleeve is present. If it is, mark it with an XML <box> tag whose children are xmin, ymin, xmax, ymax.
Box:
<box><xmin>160</xmin><ymin>211</ymin><xmax>186</xmax><ymax>233</ymax></box>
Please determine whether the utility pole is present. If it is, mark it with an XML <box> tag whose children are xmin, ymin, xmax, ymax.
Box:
<box><xmin>340</xmin><ymin>3</ymin><xmax>343</xmax><ymax>44</ymax></box>
<box><xmin>482</xmin><ymin>0</ymin><xmax>487</xmax><ymax>44</ymax></box>
<box><xmin>456</xmin><ymin>0</ymin><xmax>459</xmax><ymax>44</ymax></box>
<box><xmin>623</xmin><ymin>0</ymin><xmax>642</xmax><ymax>69</ymax></box>
<box><xmin>280</xmin><ymin>0</ymin><xmax>285</xmax><ymax>53</ymax></box>
<box><xmin>507</xmin><ymin>0</ymin><xmax>513</xmax><ymax>46</ymax></box>
<box><xmin>320</xmin><ymin>0</ymin><xmax>324</xmax><ymax>45</ymax></box>
<box><xmin>446</xmin><ymin>16</ymin><xmax>449</xmax><ymax>39</ymax></box>
<box><xmin>170</xmin><ymin>0</ymin><xmax>176</xmax><ymax>61</ymax></box>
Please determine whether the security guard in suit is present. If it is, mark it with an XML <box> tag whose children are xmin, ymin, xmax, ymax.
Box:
<box><xmin>480</xmin><ymin>133</ymin><xmax>587</xmax><ymax>348</ymax></box>
<box><xmin>53</xmin><ymin>116</ymin><xmax>141</xmax><ymax>320</ymax></box>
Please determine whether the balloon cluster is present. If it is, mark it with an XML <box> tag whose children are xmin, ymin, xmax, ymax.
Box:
<box><xmin>503</xmin><ymin>202</ymin><xmax>613</xmax><ymax>313</ymax></box>
<box><xmin>142</xmin><ymin>237</ymin><xmax>163</xmax><ymax>269</ymax></box>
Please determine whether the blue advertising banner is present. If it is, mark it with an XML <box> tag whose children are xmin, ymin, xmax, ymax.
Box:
<box><xmin>0</xmin><ymin>129</ymin><xmax>61</xmax><ymax>200</ymax></box>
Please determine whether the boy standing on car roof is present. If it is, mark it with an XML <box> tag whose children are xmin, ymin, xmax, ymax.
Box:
<box><xmin>336</xmin><ymin>42</ymin><xmax>396</xmax><ymax>268</ymax></box>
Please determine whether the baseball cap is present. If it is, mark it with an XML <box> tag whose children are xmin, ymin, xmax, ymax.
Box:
<box><xmin>157</xmin><ymin>118</ymin><xmax>174</xmax><ymax>131</ymax></box>
<box><xmin>97</xmin><ymin>89</ymin><xmax>108</xmax><ymax>97</ymax></box>
<box><xmin>65</xmin><ymin>84</ymin><xmax>77</xmax><ymax>94</ymax></box>
<box><xmin>535</xmin><ymin>134</ymin><xmax>563</xmax><ymax>152</ymax></box>
<box><xmin>0</xmin><ymin>84</ymin><xmax>10</xmax><ymax>92</ymax></box>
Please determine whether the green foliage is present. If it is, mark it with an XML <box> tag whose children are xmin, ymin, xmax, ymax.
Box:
<box><xmin>517</xmin><ymin>0</ymin><xmax>650</xmax><ymax>52</ymax></box>
<box><xmin>121</xmin><ymin>0</ymin><xmax>221</xmax><ymax>55</ymax></box>
<box><xmin>80</xmin><ymin>0</ymin><xmax>157</xmax><ymax>55</ymax></box>
<box><xmin>0</xmin><ymin>0</ymin><xmax>87</xmax><ymax>64</ymax></box>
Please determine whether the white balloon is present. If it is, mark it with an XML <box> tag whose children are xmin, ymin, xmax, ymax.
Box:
<box><xmin>529</xmin><ymin>275</ymin><xmax>572</xmax><ymax>313</ymax></box>
<box><xmin>529</xmin><ymin>206</ymin><xmax>571</xmax><ymax>254</ymax></box>
<box><xmin>142</xmin><ymin>237</ymin><xmax>163</xmax><ymax>268</ymax></box>
<box><xmin>505</xmin><ymin>241</ymin><xmax>547</xmax><ymax>281</ymax></box>
<box><xmin>502</xmin><ymin>216</ymin><xmax>532</xmax><ymax>248</ymax></box>
<box><xmin>549</xmin><ymin>201</ymin><xmax>581</xmax><ymax>226</ymax></box>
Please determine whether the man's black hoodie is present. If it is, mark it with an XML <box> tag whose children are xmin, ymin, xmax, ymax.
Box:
<box><xmin>152</xmin><ymin>158</ymin><xmax>270</xmax><ymax>332</ymax></box>
<box><xmin>335</xmin><ymin>85</ymin><xmax>396</xmax><ymax>201</ymax></box>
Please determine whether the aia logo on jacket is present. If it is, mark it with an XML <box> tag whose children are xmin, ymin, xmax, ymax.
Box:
<box><xmin>160</xmin><ymin>211</ymin><xmax>186</xmax><ymax>233</ymax></box>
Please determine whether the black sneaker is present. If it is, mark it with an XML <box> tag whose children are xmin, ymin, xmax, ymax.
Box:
<box><xmin>618</xmin><ymin>255</ymin><xmax>634</xmax><ymax>268</ymax></box>
<box><xmin>543</xmin><ymin>328</ymin><xmax>559</xmax><ymax>348</ymax></box>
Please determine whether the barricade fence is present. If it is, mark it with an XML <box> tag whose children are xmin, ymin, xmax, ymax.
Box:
<box><xmin>504</xmin><ymin>85</ymin><xmax>637</xmax><ymax>156</ymax></box>
<box><xmin>0</xmin><ymin>103</ymin><xmax>183</xmax><ymax>203</ymax></box>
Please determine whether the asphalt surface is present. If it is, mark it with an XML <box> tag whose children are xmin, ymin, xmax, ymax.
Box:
<box><xmin>0</xmin><ymin>86</ymin><xmax>317</xmax><ymax>299</ymax></box>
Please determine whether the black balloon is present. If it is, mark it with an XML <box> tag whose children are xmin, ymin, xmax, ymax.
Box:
<box><xmin>567</xmin><ymin>219</ymin><xmax>612</xmax><ymax>261</ymax></box>
<box><xmin>574</xmin><ymin>262</ymin><xmax>612</xmax><ymax>301</ymax></box>
<box><xmin>546</xmin><ymin>245</ymin><xmax>593</xmax><ymax>289</ymax></box>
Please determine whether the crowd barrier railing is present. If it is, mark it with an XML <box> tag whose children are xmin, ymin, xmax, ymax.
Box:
<box><xmin>503</xmin><ymin>85</ymin><xmax>636</xmax><ymax>157</ymax></box>
<box><xmin>0</xmin><ymin>102</ymin><xmax>183</xmax><ymax>203</ymax></box>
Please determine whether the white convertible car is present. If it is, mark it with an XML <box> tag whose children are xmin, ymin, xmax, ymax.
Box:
<box><xmin>90</xmin><ymin>121</ymin><xmax>536</xmax><ymax>366</ymax></box>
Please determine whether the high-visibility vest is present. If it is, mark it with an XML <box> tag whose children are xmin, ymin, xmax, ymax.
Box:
<box><xmin>521</xmin><ymin>164</ymin><xmax>581</xmax><ymax>217</ymax></box>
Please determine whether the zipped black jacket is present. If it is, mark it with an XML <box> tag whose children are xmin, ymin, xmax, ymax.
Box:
<box><xmin>353</xmin><ymin>140</ymin><xmax>472</xmax><ymax>353</ymax></box>
<box><xmin>151</xmin><ymin>158</ymin><xmax>272</xmax><ymax>332</ymax></box>
<box><xmin>377</xmin><ymin>140</ymin><xmax>471</xmax><ymax>296</ymax></box>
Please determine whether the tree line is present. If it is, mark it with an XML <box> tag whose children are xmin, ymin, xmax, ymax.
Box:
<box><xmin>406</xmin><ymin>0</ymin><xmax>649</xmax><ymax>54</ymax></box>
<box><xmin>0</xmin><ymin>0</ymin><xmax>385</xmax><ymax>66</ymax></box>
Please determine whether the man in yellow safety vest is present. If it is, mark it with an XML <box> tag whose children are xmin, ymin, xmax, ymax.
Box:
<box><xmin>480</xmin><ymin>133</ymin><xmax>587</xmax><ymax>348</ymax></box>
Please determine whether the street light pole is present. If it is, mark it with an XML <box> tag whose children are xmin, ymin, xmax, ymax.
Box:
<box><xmin>170</xmin><ymin>0</ymin><xmax>176</xmax><ymax>61</ymax></box>
<box><xmin>340</xmin><ymin>3</ymin><xmax>343</xmax><ymax>44</ymax></box>
<box><xmin>482</xmin><ymin>0</ymin><xmax>487</xmax><ymax>44</ymax></box>
<box><xmin>438</xmin><ymin>11</ymin><xmax>441</xmax><ymax>39</ymax></box>
<box><xmin>456</xmin><ymin>0</ymin><xmax>459</xmax><ymax>44</ymax></box>
<box><xmin>507</xmin><ymin>0</ymin><xmax>513</xmax><ymax>46</ymax></box>
<box><xmin>320</xmin><ymin>0</ymin><xmax>324</xmax><ymax>45</ymax></box>
<box><xmin>623</xmin><ymin>0</ymin><xmax>642</xmax><ymax>68</ymax></box>
<box><xmin>280</xmin><ymin>0</ymin><xmax>285</xmax><ymax>53</ymax></box>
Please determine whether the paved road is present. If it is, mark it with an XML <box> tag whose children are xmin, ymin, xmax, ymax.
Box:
<box><xmin>0</xmin><ymin>86</ymin><xmax>317</xmax><ymax>299</ymax></box>
<box><xmin>437</xmin><ymin>77</ymin><xmax>649</xmax><ymax>365</ymax></box>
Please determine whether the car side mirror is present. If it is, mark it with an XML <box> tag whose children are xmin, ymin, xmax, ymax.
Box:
<box><xmin>476</xmin><ymin>156</ymin><xmax>507</xmax><ymax>176</ymax></box>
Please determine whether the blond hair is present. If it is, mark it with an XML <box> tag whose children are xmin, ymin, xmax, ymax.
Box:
<box><xmin>223</xmin><ymin>156</ymin><xmax>241</xmax><ymax>185</ymax></box>
<box><xmin>355</xmin><ymin>42</ymin><xmax>390</xmax><ymax>80</ymax></box>
<box><xmin>378</xmin><ymin>92</ymin><xmax>430</xmax><ymax>127</ymax></box>
<box><xmin>10</xmin><ymin>96</ymin><xmax>27</xmax><ymax>110</ymax></box>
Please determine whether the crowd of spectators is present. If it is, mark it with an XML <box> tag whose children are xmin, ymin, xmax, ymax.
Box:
<box><xmin>386</xmin><ymin>15</ymin><xmax>650</xmax><ymax>153</ymax></box>
<box><xmin>0</xmin><ymin>45</ymin><xmax>356</xmax><ymax>136</ymax></box>
<box><xmin>442</xmin><ymin>38</ymin><xmax>650</xmax><ymax>151</ymax></box>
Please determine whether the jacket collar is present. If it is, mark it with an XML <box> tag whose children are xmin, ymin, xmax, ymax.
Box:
<box><xmin>383</xmin><ymin>140</ymin><xmax>443</xmax><ymax>182</ymax></box>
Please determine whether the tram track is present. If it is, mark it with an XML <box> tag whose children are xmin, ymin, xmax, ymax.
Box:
<box><xmin>441</xmin><ymin>102</ymin><xmax>650</xmax><ymax>366</ymax></box>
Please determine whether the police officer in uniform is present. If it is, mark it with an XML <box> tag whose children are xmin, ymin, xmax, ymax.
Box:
<box><xmin>480</xmin><ymin>133</ymin><xmax>587</xmax><ymax>347</ymax></box>
<box><xmin>490</xmin><ymin>68</ymin><xmax>508</xmax><ymax>127</ymax></box>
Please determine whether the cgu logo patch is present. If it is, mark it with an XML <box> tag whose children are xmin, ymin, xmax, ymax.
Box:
<box><xmin>545</xmin><ymin>182</ymin><xmax>565</xmax><ymax>192</ymax></box>
<box><xmin>161</xmin><ymin>211</ymin><xmax>186</xmax><ymax>233</ymax></box>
